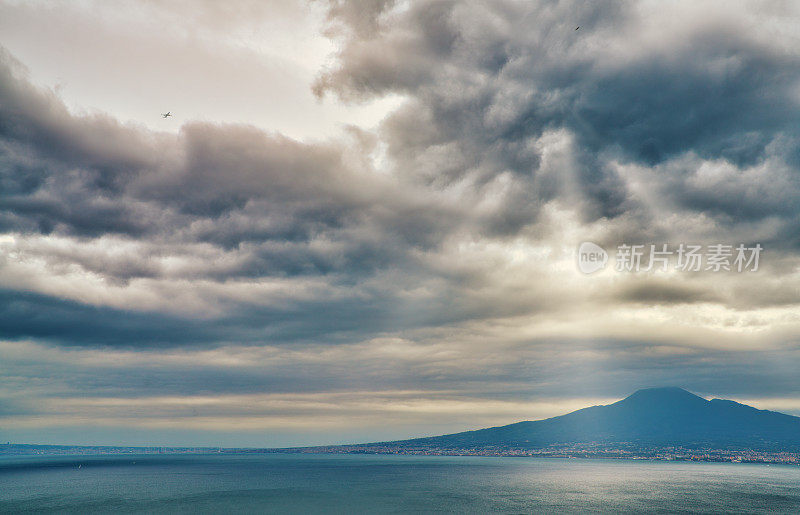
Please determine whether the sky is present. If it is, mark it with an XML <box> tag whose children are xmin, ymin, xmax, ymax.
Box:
<box><xmin>2</xmin><ymin>0</ymin><xmax>800</xmax><ymax>448</ymax></box>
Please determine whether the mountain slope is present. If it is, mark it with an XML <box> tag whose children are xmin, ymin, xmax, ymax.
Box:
<box><xmin>377</xmin><ymin>387</ymin><xmax>800</xmax><ymax>451</ymax></box>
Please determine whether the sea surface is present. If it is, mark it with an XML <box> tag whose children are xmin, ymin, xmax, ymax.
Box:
<box><xmin>1</xmin><ymin>453</ymin><xmax>799</xmax><ymax>513</ymax></box>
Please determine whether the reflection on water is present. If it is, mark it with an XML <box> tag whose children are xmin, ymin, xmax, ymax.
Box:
<box><xmin>1</xmin><ymin>454</ymin><xmax>799</xmax><ymax>513</ymax></box>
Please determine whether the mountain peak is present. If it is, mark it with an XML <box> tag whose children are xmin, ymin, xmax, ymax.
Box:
<box><xmin>617</xmin><ymin>387</ymin><xmax>708</xmax><ymax>408</ymax></box>
<box><xmin>364</xmin><ymin>386</ymin><xmax>800</xmax><ymax>453</ymax></box>
<box><xmin>625</xmin><ymin>386</ymin><xmax>704</xmax><ymax>400</ymax></box>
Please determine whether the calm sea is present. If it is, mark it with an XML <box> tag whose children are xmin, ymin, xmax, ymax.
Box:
<box><xmin>1</xmin><ymin>453</ymin><xmax>799</xmax><ymax>513</ymax></box>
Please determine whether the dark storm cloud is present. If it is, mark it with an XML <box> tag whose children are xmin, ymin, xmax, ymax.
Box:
<box><xmin>615</xmin><ymin>279</ymin><xmax>721</xmax><ymax>306</ymax></box>
<box><xmin>0</xmin><ymin>46</ymin><xmax>458</xmax><ymax>275</ymax></box>
<box><xmin>0</xmin><ymin>287</ymin><xmax>393</xmax><ymax>348</ymax></box>
<box><xmin>0</xmin><ymin>51</ymin><xmax>169</xmax><ymax>237</ymax></box>
<box><xmin>317</xmin><ymin>0</ymin><xmax>800</xmax><ymax>233</ymax></box>
<box><xmin>0</xmin><ymin>53</ymin><xmax>158</xmax><ymax>175</ymax></box>
<box><xmin>0</xmin><ymin>50</ymin><xmax>297</xmax><ymax>235</ymax></box>
<box><xmin>0</xmin><ymin>289</ymin><xmax>226</xmax><ymax>346</ymax></box>
<box><xmin>1</xmin><ymin>0</ymin><xmax>800</xmax><ymax>423</ymax></box>
<box><xmin>0</xmin><ymin>38</ymin><xmax>568</xmax><ymax>352</ymax></box>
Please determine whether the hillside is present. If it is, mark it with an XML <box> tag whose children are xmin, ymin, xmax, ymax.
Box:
<box><xmin>367</xmin><ymin>387</ymin><xmax>800</xmax><ymax>452</ymax></box>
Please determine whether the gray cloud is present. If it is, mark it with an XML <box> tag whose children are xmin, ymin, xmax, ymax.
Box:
<box><xmin>318</xmin><ymin>0</ymin><xmax>800</xmax><ymax>236</ymax></box>
<box><xmin>615</xmin><ymin>279</ymin><xmax>721</xmax><ymax>306</ymax></box>
<box><xmin>3</xmin><ymin>0</ymin><xmax>800</xmax><ymax>445</ymax></box>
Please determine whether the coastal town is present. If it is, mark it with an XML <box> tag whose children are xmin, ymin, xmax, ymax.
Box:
<box><xmin>6</xmin><ymin>443</ymin><xmax>798</xmax><ymax>466</ymax></box>
<box><xmin>288</xmin><ymin>443</ymin><xmax>800</xmax><ymax>465</ymax></box>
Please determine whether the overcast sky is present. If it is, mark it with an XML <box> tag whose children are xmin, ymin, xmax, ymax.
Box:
<box><xmin>2</xmin><ymin>0</ymin><xmax>800</xmax><ymax>447</ymax></box>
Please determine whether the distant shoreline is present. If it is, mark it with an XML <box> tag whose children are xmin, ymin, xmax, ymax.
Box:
<box><xmin>3</xmin><ymin>443</ymin><xmax>799</xmax><ymax>466</ymax></box>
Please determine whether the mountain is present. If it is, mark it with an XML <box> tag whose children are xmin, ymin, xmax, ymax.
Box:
<box><xmin>369</xmin><ymin>387</ymin><xmax>800</xmax><ymax>452</ymax></box>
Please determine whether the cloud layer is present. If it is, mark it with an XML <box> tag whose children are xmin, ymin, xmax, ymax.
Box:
<box><xmin>2</xmin><ymin>0</ymin><xmax>800</xmax><ymax>445</ymax></box>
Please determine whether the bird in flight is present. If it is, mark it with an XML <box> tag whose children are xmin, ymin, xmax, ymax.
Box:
<box><xmin>161</xmin><ymin>111</ymin><xmax>172</xmax><ymax>118</ymax></box>
<box><xmin>575</xmin><ymin>26</ymin><xmax>580</xmax><ymax>30</ymax></box>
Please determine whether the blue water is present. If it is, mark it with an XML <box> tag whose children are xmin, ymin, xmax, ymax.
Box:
<box><xmin>1</xmin><ymin>453</ymin><xmax>799</xmax><ymax>513</ymax></box>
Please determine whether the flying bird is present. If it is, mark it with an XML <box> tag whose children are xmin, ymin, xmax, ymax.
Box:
<box><xmin>575</xmin><ymin>26</ymin><xmax>580</xmax><ymax>30</ymax></box>
<box><xmin>161</xmin><ymin>111</ymin><xmax>172</xmax><ymax>118</ymax></box>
